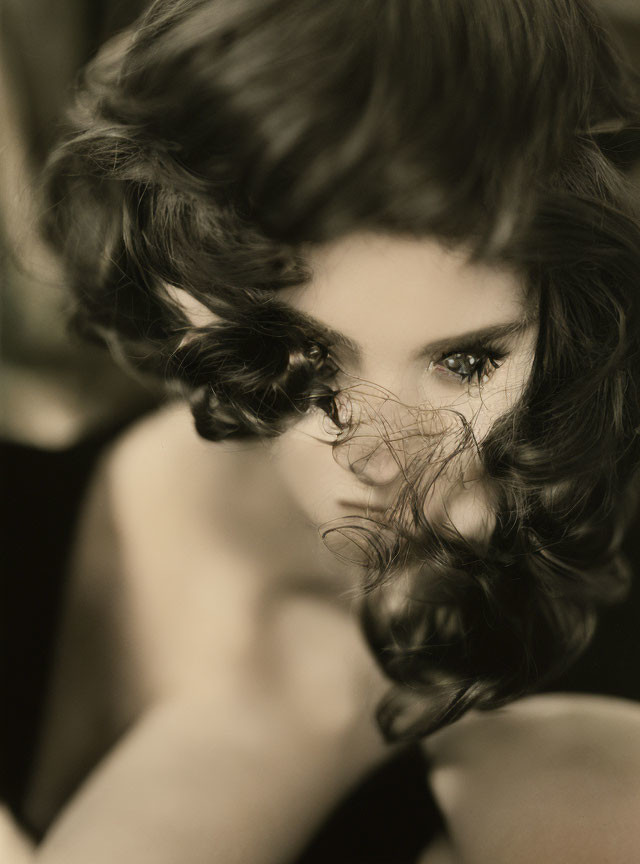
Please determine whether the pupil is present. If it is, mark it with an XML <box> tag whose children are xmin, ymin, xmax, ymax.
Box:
<box><xmin>444</xmin><ymin>353</ymin><xmax>479</xmax><ymax>376</ymax></box>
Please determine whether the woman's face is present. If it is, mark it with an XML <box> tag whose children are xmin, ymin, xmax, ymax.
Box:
<box><xmin>270</xmin><ymin>232</ymin><xmax>537</xmax><ymax>533</ymax></box>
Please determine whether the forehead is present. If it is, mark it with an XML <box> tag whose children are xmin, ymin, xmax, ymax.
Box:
<box><xmin>281</xmin><ymin>233</ymin><xmax>528</xmax><ymax>357</ymax></box>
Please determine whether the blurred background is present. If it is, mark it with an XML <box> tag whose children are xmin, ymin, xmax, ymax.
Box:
<box><xmin>1</xmin><ymin>0</ymin><xmax>640</xmax><ymax>857</ymax></box>
<box><xmin>1</xmin><ymin>0</ymin><xmax>156</xmax><ymax>815</ymax></box>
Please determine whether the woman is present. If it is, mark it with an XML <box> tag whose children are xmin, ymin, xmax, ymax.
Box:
<box><xmin>6</xmin><ymin>0</ymin><xmax>640</xmax><ymax>861</ymax></box>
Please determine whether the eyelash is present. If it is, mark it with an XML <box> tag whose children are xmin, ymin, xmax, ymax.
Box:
<box><xmin>431</xmin><ymin>347</ymin><xmax>506</xmax><ymax>385</ymax></box>
<box><xmin>309</xmin><ymin>343</ymin><xmax>506</xmax><ymax>419</ymax></box>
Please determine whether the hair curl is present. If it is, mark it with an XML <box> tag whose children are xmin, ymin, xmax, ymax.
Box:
<box><xmin>44</xmin><ymin>0</ymin><xmax>640</xmax><ymax>739</ymax></box>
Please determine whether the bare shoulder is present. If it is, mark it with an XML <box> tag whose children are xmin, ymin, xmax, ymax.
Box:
<box><xmin>421</xmin><ymin>694</ymin><xmax>640</xmax><ymax>864</ymax></box>
<box><xmin>63</xmin><ymin>399</ymin><xmax>281</xmax><ymax>702</ymax></box>
<box><xmin>100</xmin><ymin>399</ymin><xmax>256</xmax><ymax>535</ymax></box>
<box><xmin>71</xmin><ymin>399</ymin><xmax>256</xmax><ymax>631</ymax></box>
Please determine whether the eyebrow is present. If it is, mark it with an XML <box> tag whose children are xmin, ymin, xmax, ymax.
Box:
<box><xmin>293</xmin><ymin>310</ymin><xmax>535</xmax><ymax>364</ymax></box>
<box><xmin>413</xmin><ymin>318</ymin><xmax>534</xmax><ymax>359</ymax></box>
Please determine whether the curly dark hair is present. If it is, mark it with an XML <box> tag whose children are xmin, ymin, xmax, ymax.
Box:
<box><xmin>43</xmin><ymin>0</ymin><xmax>640</xmax><ymax>739</ymax></box>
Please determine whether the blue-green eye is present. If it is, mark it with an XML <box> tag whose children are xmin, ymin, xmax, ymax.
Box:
<box><xmin>434</xmin><ymin>350</ymin><xmax>505</xmax><ymax>384</ymax></box>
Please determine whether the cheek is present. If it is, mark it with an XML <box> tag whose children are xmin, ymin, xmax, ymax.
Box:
<box><xmin>270</xmin><ymin>415</ymin><xmax>344</xmax><ymax>516</ymax></box>
<box><xmin>456</xmin><ymin>352</ymin><xmax>533</xmax><ymax>441</ymax></box>
<box><xmin>420</xmin><ymin>353</ymin><xmax>533</xmax><ymax>540</ymax></box>
<box><xmin>423</xmin><ymin>449</ymin><xmax>497</xmax><ymax>545</ymax></box>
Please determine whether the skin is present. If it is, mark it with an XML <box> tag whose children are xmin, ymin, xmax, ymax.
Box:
<box><xmin>11</xmin><ymin>232</ymin><xmax>640</xmax><ymax>863</ymax></box>
<box><xmin>420</xmin><ymin>694</ymin><xmax>640</xmax><ymax>864</ymax></box>
<box><xmin>272</xmin><ymin>232</ymin><xmax>536</xmax><ymax>537</ymax></box>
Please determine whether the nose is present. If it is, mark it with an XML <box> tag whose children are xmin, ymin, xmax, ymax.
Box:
<box><xmin>341</xmin><ymin>435</ymin><xmax>403</xmax><ymax>487</ymax></box>
<box><xmin>331</xmin><ymin>389</ymin><xmax>407</xmax><ymax>487</ymax></box>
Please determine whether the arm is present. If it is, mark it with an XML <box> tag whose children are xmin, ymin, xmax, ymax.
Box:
<box><xmin>33</xmin><ymin>598</ymin><xmax>391</xmax><ymax>864</ymax></box>
<box><xmin>423</xmin><ymin>694</ymin><xmax>640</xmax><ymax>864</ymax></box>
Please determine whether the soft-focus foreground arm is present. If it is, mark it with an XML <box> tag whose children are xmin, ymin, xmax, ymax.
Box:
<box><xmin>33</xmin><ymin>599</ymin><xmax>391</xmax><ymax>864</ymax></box>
